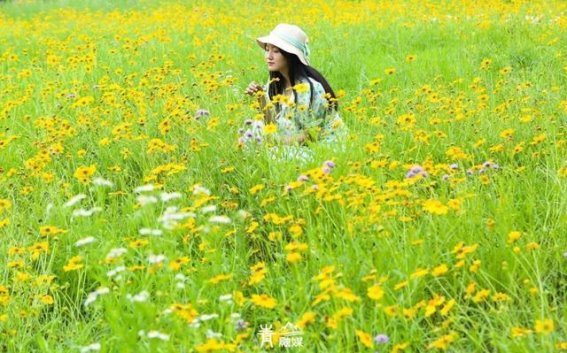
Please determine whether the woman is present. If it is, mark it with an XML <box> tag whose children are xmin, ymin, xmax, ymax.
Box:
<box><xmin>244</xmin><ymin>23</ymin><xmax>346</xmax><ymax>150</ymax></box>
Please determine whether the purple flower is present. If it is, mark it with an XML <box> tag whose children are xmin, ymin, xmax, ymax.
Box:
<box><xmin>311</xmin><ymin>184</ymin><xmax>319</xmax><ymax>191</ymax></box>
<box><xmin>374</xmin><ymin>334</ymin><xmax>389</xmax><ymax>344</ymax></box>
<box><xmin>450</xmin><ymin>163</ymin><xmax>459</xmax><ymax>170</ymax></box>
<box><xmin>479</xmin><ymin>168</ymin><xmax>486</xmax><ymax>174</ymax></box>
<box><xmin>256</xmin><ymin>137</ymin><xmax>263</xmax><ymax>144</ymax></box>
<box><xmin>466</xmin><ymin>169</ymin><xmax>474</xmax><ymax>176</ymax></box>
<box><xmin>441</xmin><ymin>174</ymin><xmax>450</xmax><ymax>181</ymax></box>
<box><xmin>297</xmin><ymin>175</ymin><xmax>309</xmax><ymax>182</ymax></box>
<box><xmin>482</xmin><ymin>161</ymin><xmax>493</xmax><ymax>168</ymax></box>
<box><xmin>406</xmin><ymin>165</ymin><xmax>428</xmax><ymax>179</ymax></box>
<box><xmin>491</xmin><ymin>163</ymin><xmax>500</xmax><ymax>170</ymax></box>
<box><xmin>323</xmin><ymin>160</ymin><xmax>336</xmax><ymax>169</ymax></box>
<box><xmin>410</xmin><ymin>165</ymin><xmax>424</xmax><ymax>174</ymax></box>
<box><xmin>195</xmin><ymin>109</ymin><xmax>210</xmax><ymax>119</ymax></box>
<box><xmin>322</xmin><ymin>167</ymin><xmax>331</xmax><ymax>174</ymax></box>
<box><xmin>244</xmin><ymin>119</ymin><xmax>253</xmax><ymax>125</ymax></box>
<box><xmin>235</xmin><ymin>319</ymin><xmax>248</xmax><ymax>331</ymax></box>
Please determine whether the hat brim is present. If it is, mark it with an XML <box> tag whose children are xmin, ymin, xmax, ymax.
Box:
<box><xmin>256</xmin><ymin>35</ymin><xmax>310</xmax><ymax>66</ymax></box>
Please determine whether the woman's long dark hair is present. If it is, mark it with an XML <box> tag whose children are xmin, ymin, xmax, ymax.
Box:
<box><xmin>267</xmin><ymin>48</ymin><xmax>338</xmax><ymax>112</ymax></box>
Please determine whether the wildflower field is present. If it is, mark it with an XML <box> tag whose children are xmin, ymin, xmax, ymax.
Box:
<box><xmin>0</xmin><ymin>0</ymin><xmax>565</xmax><ymax>352</ymax></box>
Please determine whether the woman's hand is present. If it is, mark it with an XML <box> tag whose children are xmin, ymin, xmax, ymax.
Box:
<box><xmin>245</xmin><ymin>81</ymin><xmax>263</xmax><ymax>96</ymax></box>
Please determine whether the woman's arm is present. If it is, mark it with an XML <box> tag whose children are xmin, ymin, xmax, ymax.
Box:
<box><xmin>246</xmin><ymin>81</ymin><xmax>274</xmax><ymax>124</ymax></box>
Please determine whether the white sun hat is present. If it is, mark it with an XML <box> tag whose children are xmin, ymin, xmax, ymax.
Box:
<box><xmin>256</xmin><ymin>23</ymin><xmax>311</xmax><ymax>66</ymax></box>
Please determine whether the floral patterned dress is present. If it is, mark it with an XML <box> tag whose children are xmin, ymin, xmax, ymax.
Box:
<box><xmin>263</xmin><ymin>76</ymin><xmax>347</xmax><ymax>145</ymax></box>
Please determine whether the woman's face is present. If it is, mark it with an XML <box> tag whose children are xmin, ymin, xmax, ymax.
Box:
<box><xmin>264</xmin><ymin>44</ymin><xmax>287</xmax><ymax>73</ymax></box>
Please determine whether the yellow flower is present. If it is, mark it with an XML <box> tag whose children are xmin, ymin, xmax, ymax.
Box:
<box><xmin>171</xmin><ymin>303</ymin><xmax>198</xmax><ymax>323</ymax></box>
<box><xmin>534</xmin><ymin>319</ymin><xmax>554</xmax><ymax>334</ymax></box>
<box><xmin>249</xmin><ymin>184</ymin><xmax>264</xmax><ymax>194</ymax></box>
<box><xmin>410</xmin><ymin>267</ymin><xmax>429</xmax><ymax>279</ymax></box>
<box><xmin>440</xmin><ymin>299</ymin><xmax>456</xmax><ymax>316</ymax></box>
<box><xmin>39</xmin><ymin>295</ymin><xmax>54</xmax><ymax>305</ymax></box>
<box><xmin>499</xmin><ymin>128</ymin><xmax>515</xmax><ymax>139</ymax></box>
<box><xmin>428</xmin><ymin>332</ymin><xmax>458</xmax><ymax>350</ymax></box>
<box><xmin>511</xmin><ymin>327</ymin><xmax>532</xmax><ymax>338</ymax></box>
<box><xmin>263</xmin><ymin>123</ymin><xmax>277</xmax><ymax>135</ymax></box>
<box><xmin>63</xmin><ymin>256</ymin><xmax>84</xmax><ymax>272</ymax></box>
<box><xmin>293</xmin><ymin>83</ymin><xmax>309</xmax><ymax>93</ymax></box>
<box><xmin>394</xmin><ymin>280</ymin><xmax>409</xmax><ymax>290</ymax></box>
<box><xmin>384</xmin><ymin>68</ymin><xmax>396</xmax><ymax>75</ymax></box>
<box><xmin>480</xmin><ymin>58</ymin><xmax>492</xmax><ymax>70</ymax></box>
<box><xmin>405</xmin><ymin>54</ymin><xmax>416</xmax><ymax>62</ymax></box>
<box><xmin>0</xmin><ymin>199</ymin><xmax>12</xmax><ymax>213</ymax></box>
<box><xmin>507</xmin><ymin>231</ymin><xmax>522</xmax><ymax>244</ymax></box>
<box><xmin>288</xmin><ymin>224</ymin><xmax>303</xmax><ymax>237</ymax></box>
<box><xmin>286</xmin><ymin>252</ymin><xmax>302</xmax><ymax>264</ymax></box>
<box><xmin>250</xmin><ymin>294</ymin><xmax>277</xmax><ymax>309</ymax></box>
<box><xmin>392</xmin><ymin>342</ymin><xmax>410</xmax><ymax>353</ymax></box>
<box><xmin>129</xmin><ymin>239</ymin><xmax>149</xmax><ymax>249</ymax></box>
<box><xmin>0</xmin><ymin>218</ymin><xmax>10</xmax><ymax>229</ymax></box>
<box><xmin>367</xmin><ymin>284</ymin><xmax>384</xmax><ymax>300</ymax></box>
<box><xmin>39</xmin><ymin>225</ymin><xmax>67</xmax><ymax>237</ymax></box>
<box><xmin>423</xmin><ymin>199</ymin><xmax>449</xmax><ymax>215</ymax></box>
<box><xmin>74</xmin><ymin>165</ymin><xmax>96</xmax><ymax>183</ymax></box>
<box><xmin>431</xmin><ymin>264</ymin><xmax>449</xmax><ymax>277</ymax></box>
<box><xmin>296</xmin><ymin>311</ymin><xmax>316</xmax><ymax>328</ymax></box>
<box><xmin>355</xmin><ymin>329</ymin><xmax>373</xmax><ymax>348</ymax></box>
<box><xmin>169</xmin><ymin>256</ymin><xmax>190</xmax><ymax>271</ymax></box>
<box><xmin>195</xmin><ymin>339</ymin><xmax>236</xmax><ymax>353</ymax></box>
<box><xmin>209</xmin><ymin>273</ymin><xmax>233</xmax><ymax>284</ymax></box>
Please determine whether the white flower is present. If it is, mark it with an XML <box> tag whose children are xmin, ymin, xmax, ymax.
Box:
<box><xmin>137</xmin><ymin>195</ymin><xmax>158</xmax><ymax>206</ymax></box>
<box><xmin>174</xmin><ymin>273</ymin><xmax>186</xmax><ymax>281</ymax></box>
<box><xmin>237</xmin><ymin>209</ymin><xmax>251</xmax><ymax>220</ymax></box>
<box><xmin>139</xmin><ymin>228</ymin><xmax>163</xmax><ymax>236</ymax></box>
<box><xmin>159</xmin><ymin>210</ymin><xmax>195</xmax><ymax>221</ymax></box>
<box><xmin>72</xmin><ymin>207</ymin><xmax>102</xmax><ymax>218</ymax></box>
<box><xmin>79</xmin><ymin>342</ymin><xmax>101</xmax><ymax>353</ymax></box>
<box><xmin>148</xmin><ymin>254</ymin><xmax>166</xmax><ymax>264</ymax></box>
<box><xmin>84</xmin><ymin>287</ymin><xmax>110</xmax><ymax>307</ymax></box>
<box><xmin>192</xmin><ymin>185</ymin><xmax>210</xmax><ymax>196</ymax></box>
<box><xmin>197</xmin><ymin>313</ymin><xmax>219</xmax><ymax>322</ymax></box>
<box><xmin>160</xmin><ymin>192</ymin><xmax>182</xmax><ymax>202</ymax></box>
<box><xmin>127</xmin><ymin>290</ymin><xmax>150</xmax><ymax>303</ymax></box>
<box><xmin>64</xmin><ymin>194</ymin><xmax>87</xmax><ymax>208</ymax></box>
<box><xmin>209</xmin><ymin>215</ymin><xmax>231</xmax><ymax>224</ymax></box>
<box><xmin>45</xmin><ymin>203</ymin><xmax>54</xmax><ymax>217</ymax></box>
<box><xmin>105</xmin><ymin>248</ymin><xmax>127</xmax><ymax>259</ymax></box>
<box><xmin>206</xmin><ymin>329</ymin><xmax>222</xmax><ymax>339</ymax></box>
<box><xmin>219</xmin><ymin>294</ymin><xmax>233</xmax><ymax>302</ymax></box>
<box><xmin>107</xmin><ymin>266</ymin><xmax>126</xmax><ymax>278</ymax></box>
<box><xmin>75</xmin><ymin>236</ymin><xmax>97</xmax><ymax>247</ymax></box>
<box><xmin>92</xmin><ymin>177</ymin><xmax>114</xmax><ymax>187</ymax></box>
<box><xmin>147</xmin><ymin>331</ymin><xmax>170</xmax><ymax>341</ymax></box>
<box><xmin>200</xmin><ymin>205</ymin><xmax>217</xmax><ymax>213</ymax></box>
<box><xmin>134</xmin><ymin>184</ymin><xmax>154</xmax><ymax>193</ymax></box>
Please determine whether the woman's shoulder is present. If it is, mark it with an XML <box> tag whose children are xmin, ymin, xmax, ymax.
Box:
<box><xmin>298</xmin><ymin>76</ymin><xmax>325</xmax><ymax>95</ymax></box>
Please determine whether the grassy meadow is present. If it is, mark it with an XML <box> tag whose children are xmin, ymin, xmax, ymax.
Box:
<box><xmin>0</xmin><ymin>0</ymin><xmax>565</xmax><ymax>352</ymax></box>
